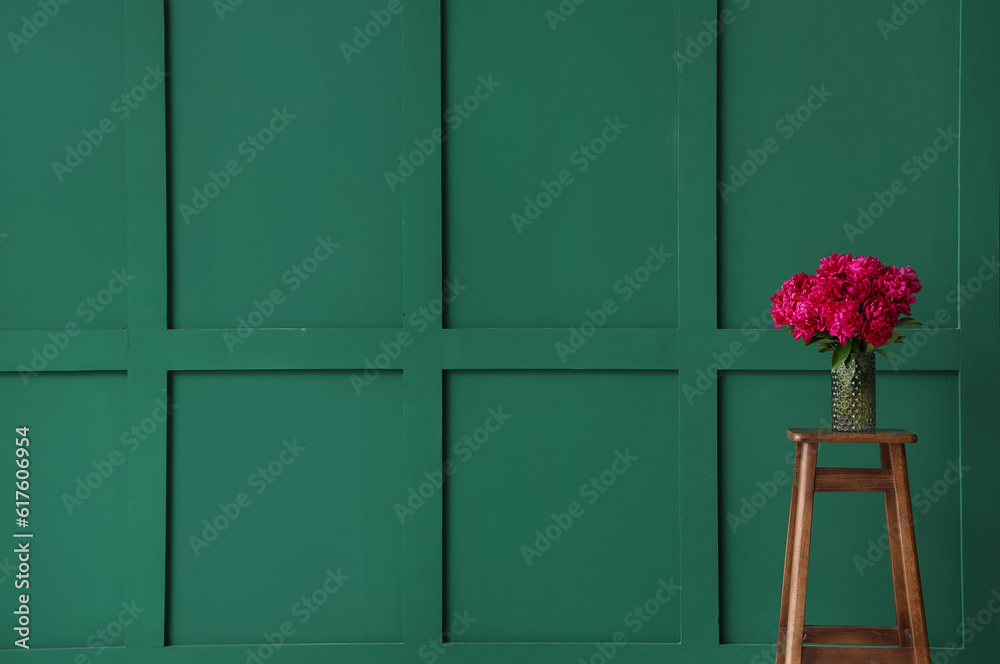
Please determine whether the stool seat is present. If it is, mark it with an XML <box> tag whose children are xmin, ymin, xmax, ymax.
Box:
<box><xmin>775</xmin><ymin>428</ymin><xmax>930</xmax><ymax>664</ymax></box>
<box><xmin>788</xmin><ymin>428</ymin><xmax>916</xmax><ymax>444</ymax></box>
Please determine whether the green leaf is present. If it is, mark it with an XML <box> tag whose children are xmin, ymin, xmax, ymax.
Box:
<box><xmin>832</xmin><ymin>343</ymin><xmax>852</xmax><ymax>369</ymax></box>
<box><xmin>897</xmin><ymin>317</ymin><xmax>923</xmax><ymax>327</ymax></box>
<box><xmin>893</xmin><ymin>335</ymin><xmax>906</xmax><ymax>344</ymax></box>
<box><xmin>818</xmin><ymin>346</ymin><xmax>834</xmax><ymax>353</ymax></box>
<box><xmin>875</xmin><ymin>347</ymin><xmax>890</xmax><ymax>358</ymax></box>
<box><xmin>806</xmin><ymin>332</ymin><xmax>834</xmax><ymax>346</ymax></box>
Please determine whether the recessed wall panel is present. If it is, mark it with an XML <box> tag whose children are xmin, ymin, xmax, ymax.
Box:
<box><xmin>718</xmin><ymin>0</ymin><xmax>960</xmax><ymax>329</ymax></box>
<box><xmin>719</xmin><ymin>370</ymin><xmax>960</xmax><ymax>645</ymax></box>
<box><xmin>168</xmin><ymin>2</ymin><xmax>404</xmax><ymax>328</ymax></box>
<box><xmin>444</xmin><ymin>1</ymin><xmax>679</xmax><ymax>328</ymax></box>
<box><xmin>167</xmin><ymin>371</ymin><xmax>404</xmax><ymax>645</ymax></box>
<box><xmin>444</xmin><ymin>370</ymin><xmax>680</xmax><ymax>642</ymax></box>
<box><xmin>0</xmin><ymin>372</ymin><xmax>127</xmax><ymax>649</ymax></box>
<box><xmin>0</xmin><ymin>1</ymin><xmax>128</xmax><ymax>329</ymax></box>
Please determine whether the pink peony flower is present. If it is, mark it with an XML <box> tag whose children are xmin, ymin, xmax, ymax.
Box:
<box><xmin>823</xmin><ymin>300</ymin><xmax>863</xmax><ymax>344</ymax></box>
<box><xmin>807</xmin><ymin>276</ymin><xmax>843</xmax><ymax>305</ymax></box>
<box><xmin>876</xmin><ymin>266</ymin><xmax>908</xmax><ymax>299</ymax></box>
<box><xmin>843</xmin><ymin>278</ymin><xmax>873</xmax><ymax>302</ymax></box>
<box><xmin>899</xmin><ymin>266</ymin><xmax>922</xmax><ymax>295</ymax></box>
<box><xmin>861</xmin><ymin>318</ymin><xmax>894</xmax><ymax>346</ymax></box>
<box><xmin>816</xmin><ymin>252</ymin><xmax>854</xmax><ymax>278</ymax></box>
<box><xmin>859</xmin><ymin>296</ymin><xmax>899</xmax><ymax>345</ymax></box>
<box><xmin>848</xmin><ymin>255</ymin><xmax>886</xmax><ymax>281</ymax></box>
<box><xmin>769</xmin><ymin>272</ymin><xmax>812</xmax><ymax>328</ymax></box>
<box><xmin>770</xmin><ymin>253</ymin><xmax>921</xmax><ymax>351</ymax></box>
<box><xmin>789</xmin><ymin>300</ymin><xmax>822</xmax><ymax>342</ymax></box>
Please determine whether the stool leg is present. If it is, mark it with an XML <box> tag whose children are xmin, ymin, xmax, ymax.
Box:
<box><xmin>782</xmin><ymin>441</ymin><xmax>818</xmax><ymax>664</ymax></box>
<box><xmin>881</xmin><ymin>443</ymin><xmax>913</xmax><ymax>646</ymax></box>
<box><xmin>775</xmin><ymin>443</ymin><xmax>803</xmax><ymax>664</ymax></box>
<box><xmin>888</xmin><ymin>443</ymin><xmax>931</xmax><ymax>664</ymax></box>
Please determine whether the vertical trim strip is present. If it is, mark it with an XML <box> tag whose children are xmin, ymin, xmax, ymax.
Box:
<box><xmin>957</xmin><ymin>0</ymin><xmax>1000</xmax><ymax>655</ymax></box>
<box><xmin>123</xmin><ymin>0</ymin><xmax>169</xmax><ymax>647</ymax></box>
<box><xmin>677</xmin><ymin>0</ymin><xmax>722</xmax><ymax>647</ymax></box>
<box><xmin>401</xmin><ymin>0</ymin><xmax>445</xmax><ymax>648</ymax></box>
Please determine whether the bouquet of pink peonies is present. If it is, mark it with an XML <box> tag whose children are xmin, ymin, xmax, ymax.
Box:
<box><xmin>769</xmin><ymin>253</ymin><xmax>923</xmax><ymax>368</ymax></box>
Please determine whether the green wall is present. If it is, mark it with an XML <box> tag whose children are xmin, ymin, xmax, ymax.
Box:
<box><xmin>0</xmin><ymin>0</ymin><xmax>997</xmax><ymax>662</ymax></box>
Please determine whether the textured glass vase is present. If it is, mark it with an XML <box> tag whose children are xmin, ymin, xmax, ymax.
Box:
<box><xmin>831</xmin><ymin>352</ymin><xmax>876</xmax><ymax>432</ymax></box>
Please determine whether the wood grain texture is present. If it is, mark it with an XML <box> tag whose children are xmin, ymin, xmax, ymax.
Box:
<box><xmin>775</xmin><ymin>443</ymin><xmax>804</xmax><ymax>663</ymax></box>
<box><xmin>813</xmin><ymin>468</ymin><xmax>895</xmax><ymax>492</ymax></box>
<box><xmin>882</xmin><ymin>444</ymin><xmax>913</xmax><ymax>647</ymax></box>
<box><xmin>802</xmin><ymin>625</ymin><xmax>899</xmax><ymax>645</ymax></box>
<box><xmin>889</xmin><ymin>444</ymin><xmax>932</xmax><ymax>664</ymax></box>
<box><xmin>775</xmin><ymin>440</ymin><xmax>931</xmax><ymax>664</ymax></box>
<box><xmin>780</xmin><ymin>441</ymin><xmax>818</xmax><ymax>664</ymax></box>
<box><xmin>801</xmin><ymin>646</ymin><xmax>914</xmax><ymax>663</ymax></box>
<box><xmin>787</xmin><ymin>428</ymin><xmax>917</xmax><ymax>444</ymax></box>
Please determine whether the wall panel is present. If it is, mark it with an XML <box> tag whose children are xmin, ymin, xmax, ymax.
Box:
<box><xmin>167</xmin><ymin>370</ymin><xmax>405</xmax><ymax>645</ymax></box>
<box><xmin>168</xmin><ymin>1</ymin><xmax>404</xmax><ymax>329</ymax></box>
<box><xmin>0</xmin><ymin>0</ymin><xmax>128</xmax><ymax>329</ymax></box>
<box><xmin>718</xmin><ymin>0</ymin><xmax>961</xmax><ymax>329</ymax></box>
<box><xmin>0</xmin><ymin>372</ymin><xmax>127</xmax><ymax>649</ymax></box>
<box><xmin>444</xmin><ymin>0</ymin><xmax>679</xmax><ymax>329</ymax></box>
<box><xmin>718</xmin><ymin>371</ymin><xmax>961</xmax><ymax>646</ymax></box>
<box><xmin>444</xmin><ymin>370</ymin><xmax>680</xmax><ymax>643</ymax></box>
<box><xmin>0</xmin><ymin>0</ymin><xmax>995</xmax><ymax>662</ymax></box>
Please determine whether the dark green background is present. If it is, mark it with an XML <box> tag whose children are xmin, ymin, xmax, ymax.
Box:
<box><xmin>0</xmin><ymin>0</ymin><xmax>997</xmax><ymax>662</ymax></box>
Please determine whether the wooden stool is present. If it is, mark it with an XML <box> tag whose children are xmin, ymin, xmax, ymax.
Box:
<box><xmin>775</xmin><ymin>428</ymin><xmax>931</xmax><ymax>664</ymax></box>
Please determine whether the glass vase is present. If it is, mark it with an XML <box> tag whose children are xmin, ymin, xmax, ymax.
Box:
<box><xmin>831</xmin><ymin>352</ymin><xmax>876</xmax><ymax>432</ymax></box>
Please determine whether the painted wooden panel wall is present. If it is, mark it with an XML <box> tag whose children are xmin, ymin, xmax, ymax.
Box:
<box><xmin>0</xmin><ymin>1</ymin><xmax>997</xmax><ymax>662</ymax></box>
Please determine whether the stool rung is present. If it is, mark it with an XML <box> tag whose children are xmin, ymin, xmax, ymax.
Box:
<box><xmin>802</xmin><ymin>645</ymin><xmax>914</xmax><ymax>664</ymax></box>
<box><xmin>802</xmin><ymin>624</ymin><xmax>900</xmax><ymax>645</ymax></box>
<box><xmin>812</xmin><ymin>468</ymin><xmax>894</xmax><ymax>492</ymax></box>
